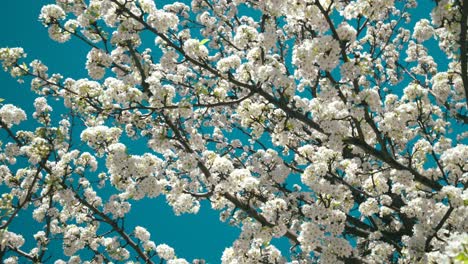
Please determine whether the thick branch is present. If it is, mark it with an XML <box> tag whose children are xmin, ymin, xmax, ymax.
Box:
<box><xmin>424</xmin><ymin>206</ymin><xmax>454</xmax><ymax>251</ymax></box>
<box><xmin>460</xmin><ymin>0</ymin><xmax>468</xmax><ymax>108</ymax></box>
<box><xmin>344</xmin><ymin>137</ymin><xmax>442</xmax><ymax>190</ymax></box>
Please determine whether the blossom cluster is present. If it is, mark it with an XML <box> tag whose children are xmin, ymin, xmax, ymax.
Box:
<box><xmin>0</xmin><ymin>0</ymin><xmax>466</xmax><ymax>263</ymax></box>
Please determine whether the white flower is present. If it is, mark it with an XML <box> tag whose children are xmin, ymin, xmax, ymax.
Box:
<box><xmin>168</xmin><ymin>259</ymin><xmax>189</xmax><ymax>264</ymax></box>
<box><xmin>70</xmin><ymin>78</ymin><xmax>103</xmax><ymax>99</ymax></box>
<box><xmin>260</xmin><ymin>198</ymin><xmax>287</xmax><ymax>223</ymax></box>
<box><xmin>441</xmin><ymin>145</ymin><xmax>468</xmax><ymax>183</ymax></box>
<box><xmin>64</xmin><ymin>19</ymin><xmax>80</xmax><ymax>33</ymax></box>
<box><xmin>369</xmin><ymin>242</ymin><xmax>395</xmax><ymax>263</ymax></box>
<box><xmin>0</xmin><ymin>47</ymin><xmax>26</xmax><ymax>70</ymax></box>
<box><xmin>293</xmin><ymin>35</ymin><xmax>340</xmax><ymax>72</ymax></box>
<box><xmin>33</xmin><ymin>97</ymin><xmax>52</xmax><ymax>122</ymax></box>
<box><xmin>33</xmin><ymin>205</ymin><xmax>48</xmax><ymax>222</ymax></box>
<box><xmin>104</xmin><ymin>77</ymin><xmax>144</xmax><ymax>106</ymax></box>
<box><xmin>298</xmin><ymin>222</ymin><xmax>322</xmax><ymax>253</ymax></box>
<box><xmin>103</xmin><ymin>195</ymin><xmax>131</xmax><ymax>219</ymax></box>
<box><xmin>413</xmin><ymin>19</ymin><xmax>434</xmax><ymax>42</ymax></box>
<box><xmin>229</xmin><ymin>168</ymin><xmax>259</xmax><ymax>192</ymax></box>
<box><xmin>337</xmin><ymin>22</ymin><xmax>357</xmax><ymax>42</ymax></box>
<box><xmin>39</xmin><ymin>4</ymin><xmax>66</xmax><ymax>25</ymax></box>
<box><xmin>134</xmin><ymin>226</ymin><xmax>150</xmax><ymax>242</ymax></box>
<box><xmin>139</xmin><ymin>0</ymin><xmax>157</xmax><ymax>13</ymax></box>
<box><xmin>359</xmin><ymin>198</ymin><xmax>379</xmax><ymax>216</ymax></box>
<box><xmin>86</xmin><ymin>48</ymin><xmax>112</xmax><ymax>79</ymax></box>
<box><xmin>48</xmin><ymin>24</ymin><xmax>71</xmax><ymax>43</ymax></box>
<box><xmin>3</xmin><ymin>256</ymin><xmax>18</xmax><ymax>264</ymax></box>
<box><xmin>76</xmin><ymin>152</ymin><xmax>98</xmax><ymax>172</ymax></box>
<box><xmin>234</xmin><ymin>25</ymin><xmax>258</xmax><ymax>49</ymax></box>
<box><xmin>80</xmin><ymin>126</ymin><xmax>122</xmax><ymax>153</ymax></box>
<box><xmin>0</xmin><ymin>231</ymin><xmax>25</xmax><ymax>250</ymax></box>
<box><xmin>212</xmin><ymin>156</ymin><xmax>234</xmax><ymax>174</ymax></box>
<box><xmin>156</xmin><ymin>244</ymin><xmax>175</xmax><ymax>260</ymax></box>
<box><xmin>445</xmin><ymin>233</ymin><xmax>468</xmax><ymax>259</ymax></box>
<box><xmin>0</xmin><ymin>104</ymin><xmax>27</xmax><ymax>127</ymax></box>
<box><xmin>169</xmin><ymin>193</ymin><xmax>200</xmax><ymax>215</ymax></box>
<box><xmin>183</xmin><ymin>39</ymin><xmax>208</xmax><ymax>59</ymax></box>
<box><xmin>67</xmin><ymin>256</ymin><xmax>81</xmax><ymax>264</ymax></box>
<box><xmin>431</xmin><ymin>72</ymin><xmax>451</xmax><ymax>103</ymax></box>
<box><xmin>143</xmin><ymin>240</ymin><xmax>157</xmax><ymax>252</ymax></box>
<box><xmin>147</xmin><ymin>10</ymin><xmax>179</xmax><ymax>34</ymax></box>
<box><xmin>216</xmin><ymin>55</ymin><xmax>241</xmax><ymax>73</ymax></box>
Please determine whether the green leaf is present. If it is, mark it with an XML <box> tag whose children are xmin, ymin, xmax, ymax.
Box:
<box><xmin>199</xmin><ymin>39</ymin><xmax>210</xmax><ymax>46</ymax></box>
<box><xmin>454</xmin><ymin>252</ymin><xmax>468</xmax><ymax>262</ymax></box>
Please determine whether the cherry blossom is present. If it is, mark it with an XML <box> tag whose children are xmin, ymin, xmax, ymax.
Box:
<box><xmin>0</xmin><ymin>0</ymin><xmax>467</xmax><ymax>263</ymax></box>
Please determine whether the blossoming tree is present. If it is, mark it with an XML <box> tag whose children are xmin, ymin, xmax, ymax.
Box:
<box><xmin>0</xmin><ymin>0</ymin><xmax>467</xmax><ymax>263</ymax></box>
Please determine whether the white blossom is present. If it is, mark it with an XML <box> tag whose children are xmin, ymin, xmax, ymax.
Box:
<box><xmin>134</xmin><ymin>226</ymin><xmax>150</xmax><ymax>242</ymax></box>
<box><xmin>413</xmin><ymin>19</ymin><xmax>434</xmax><ymax>42</ymax></box>
<box><xmin>0</xmin><ymin>1</ymin><xmax>466</xmax><ymax>263</ymax></box>
<box><xmin>39</xmin><ymin>4</ymin><xmax>66</xmax><ymax>25</ymax></box>
<box><xmin>156</xmin><ymin>244</ymin><xmax>175</xmax><ymax>260</ymax></box>
<box><xmin>0</xmin><ymin>104</ymin><xmax>27</xmax><ymax>127</ymax></box>
<box><xmin>183</xmin><ymin>39</ymin><xmax>208</xmax><ymax>59</ymax></box>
